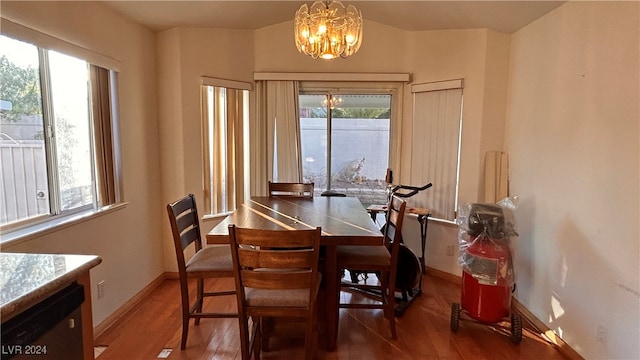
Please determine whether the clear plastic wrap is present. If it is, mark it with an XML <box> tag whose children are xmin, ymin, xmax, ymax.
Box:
<box><xmin>456</xmin><ymin>197</ymin><xmax>519</xmax><ymax>286</ymax></box>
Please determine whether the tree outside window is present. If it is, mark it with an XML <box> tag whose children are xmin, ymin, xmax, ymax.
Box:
<box><xmin>1</xmin><ymin>35</ymin><xmax>114</xmax><ymax>229</ymax></box>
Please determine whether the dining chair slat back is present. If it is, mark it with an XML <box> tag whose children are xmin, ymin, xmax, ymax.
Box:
<box><xmin>336</xmin><ymin>194</ymin><xmax>407</xmax><ymax>340</ymax></box>
<box><xmin>268</xmin><ymin>181</ymin><xmax>314</xmax><ymax>198</ymax></box>
<box><xmin>166</xmin><ymin>194</ymin><xmax>238</xmax><ymax>350</ymax></box>
<box><xmin>228</xmin><ymin>225</ymin><xmax>322</xmax><ymax>360</ymax></box>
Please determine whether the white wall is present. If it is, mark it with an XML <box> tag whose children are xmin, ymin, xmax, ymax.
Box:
<box><xmin>506</xmin><ymin>2</ymin><xmax>640</xmax><ymax>359</ymax></box>
<box><xmin>254</xmin><ymin>20</ymin><xmax>409</xmax><ymax>73</ymax></box>
<box><xmin>5</xmin><ymin>4</ymin><xmax>636</xmax><ymax>359</ymax></box>
<box><xmin>156</xmin><ymin>27</ymin><xmax>255</xmax><ymax>271</ymax></box>
<box><xmin>402</xmin><ymin>29</ymin><xmax>511</xmax><ymax>275</ymax></box>
<box><xmin>0</xmin><ymin>1</ymin><xmax>163</xmax><ymax>327</ymax></box>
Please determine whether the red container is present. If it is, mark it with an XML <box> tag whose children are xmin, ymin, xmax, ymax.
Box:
<box><xmin>460</xmin><ymin>236</ymin><xmax>513</xmax><ymax>323</ymax></box>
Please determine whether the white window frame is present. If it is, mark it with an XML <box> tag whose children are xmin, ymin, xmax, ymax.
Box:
<box><xmin>0</xmin><ymin>20</ymin><xmax>123</xmax><ymax>245</ymax></box>
<box><xmin>299</xmin><ymin>80</ymin><xmax>406</xmax><ymax>180</ymax></box>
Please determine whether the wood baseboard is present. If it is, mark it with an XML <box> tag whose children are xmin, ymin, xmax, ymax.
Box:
<box><xmin>425</xmin><ymin>266</ymin><xmax>462</xmax><ymax>285</ymax></box>
<box><xmin>93</xmin><ymin>273</ymin><xmax>167</xmax><ymax>339</ymax></box>
<box><xmin>425</xmin><ymin>267</ymin><xmax>582</xmax><ymax>360</ymax></box>
<box><xmin>511</xmin><ymin>298</ymin><xmax>584</xmax><ymax>360</ymax></box>
<box><xmin>164</xmin><ymin>271</ymin><xmax>179</xmax><ymax>280</ymax></box>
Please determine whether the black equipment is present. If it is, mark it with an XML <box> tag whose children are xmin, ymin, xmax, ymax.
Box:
<box><xmin>396</xmin><ymin>243</ymin><xmax>422</xmax><ymax>293</ymax></box>
<box><xmin>347</xmin><ymin>182</ymin><xmax>433</xmax><ymax>316</ymax></box>
<box><xmin>389</xmin><ymin>183</ymin><xmax>432</xmax><ymax>316</ymax></box>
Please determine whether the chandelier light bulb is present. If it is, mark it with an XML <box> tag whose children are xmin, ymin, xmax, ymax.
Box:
<box><xmin>294</xmin><ymin>0</ymin><xmax>363</xmax><ymax>60</ymax></box>
<box><xmin>323</xmin><ymin>95</ymin><xmax>343</xmax><ymax>108</ymax></box>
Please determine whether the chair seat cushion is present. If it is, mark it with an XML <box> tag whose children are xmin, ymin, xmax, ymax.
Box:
<box><xmin>337</xmin><ymin>245</ymin><xmax>390</xmax><ymax>268</ymax></box>
<box><xmin>245</xmin><ymin>288</ymin><xmax>310</xmax><ymax>307</ymax></box>
<box><xmin>186</xmin><ymin>245</ymin><xmax>233</xmax><ymax>273</ymax></box>
<box><xmin>245</xmin><ymin>273</ymin><xmax>322</xmax><ymax>308</ymax></box>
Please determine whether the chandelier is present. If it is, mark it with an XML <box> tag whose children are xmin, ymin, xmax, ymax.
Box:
<box><xmin>294</xmin><ymin>0</ymin><xmax>363</xmax><ymax>60</ymax></box>
<box><xmin>323</xmin><ymin>95</ymin><xmax>343</xmax><ymax>109</ymax></box>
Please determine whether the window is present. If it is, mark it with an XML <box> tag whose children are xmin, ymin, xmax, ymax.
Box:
<box><xmin>410</xmin><ymin>79</ymin><xmax>464</xmax><ymax>221</ymax></box>
<box><xmin>299</xmin><ymin>91</ymin><xmax>392</xmax><ymax>206</ymax></box>
<box><xmin>201</xmin><ymin>78</ymin><xmax>250</xmax><ymax>217</ymax></box>
<box><xmin>0</xmin><ymin>34</ymin><xmax>119</xmax><ymax>230</ymax></box>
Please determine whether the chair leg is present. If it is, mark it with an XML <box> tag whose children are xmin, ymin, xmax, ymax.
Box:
<box><xmin>377</xmin><ymin>270</ymin><xmax>397</xmax><ymax>340</ymax></box>
<box><xmin>180</xmin><ymin>311</ymin><xmax>189</xmax><ymax>350</ymax></box>
<box><xmin>253</xmin><ymin>317</ymin><xmax>262</xmax><ymax>360</ymax></box>
<box><xmin>383</xmin><ymin>272</ymin><xmax>397</xmax><ymax>339</ymax></box>
<box><xmin>304</xmin><ymin>305</ymin><xmax>318</xmax><ymax>360</ymax></box>
<box><xmin>387</xmin><ymin>303</ymin><xmax>398</xmax><ymax>340</ymax></box>
<box><xmin>260</xmin><ymin>317</ymin><xmax>272</xmax><ymax>351</ymax></box>
<box><xmin>238</xmin><ymin>315</ymin><xmax>250</xmax><ymax>360</ymax></box>
<box><xmin>195</xmin><ymin>278</ymin><xmax>204</xmax><ymax>325</ymax></box>
<box><xmin>180</xmin><ymin>280</ymin><xmax>191</xmax><ymax>350</ymax></box>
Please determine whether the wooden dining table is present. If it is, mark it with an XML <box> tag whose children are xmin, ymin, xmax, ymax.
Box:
<box><xmin>206</xmin><ymin>196</ymin><xmax>383</xmax><ymax>351</ymax></box>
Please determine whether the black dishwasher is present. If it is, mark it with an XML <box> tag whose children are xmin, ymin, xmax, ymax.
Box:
<box><xmin>1</xmin><ymin>282</ymin><xmax>85</xmax><ymax>360</ymax></box>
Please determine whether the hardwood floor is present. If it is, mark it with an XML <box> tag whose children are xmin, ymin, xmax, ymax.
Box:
<box><xmin>95</xmin><ymin>273</ymin><xmax>568</xmax><ymax>359</ymax></box>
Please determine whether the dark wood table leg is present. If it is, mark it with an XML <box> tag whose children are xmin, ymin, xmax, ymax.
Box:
<box><xmin>325</xmin><ymin>245</ymin><xmax>338</xmax><ymax>351</ymax></box>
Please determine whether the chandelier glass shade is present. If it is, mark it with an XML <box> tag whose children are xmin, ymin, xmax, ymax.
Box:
<box><xmin>294</xmin><ymin>0</ymin><xmax>363</xmax><ymax>60</ymax></box>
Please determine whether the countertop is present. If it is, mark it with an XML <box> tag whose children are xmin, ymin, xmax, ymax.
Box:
<box><xmin>0</xmin><ymin>252</ymin><xmax>102</xmax><ymax>321</ymax></box>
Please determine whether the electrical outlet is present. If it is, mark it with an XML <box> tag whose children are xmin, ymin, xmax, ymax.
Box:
<box><xmin>596</xmin><ymin>324</ymin><xmax>608</xmax><ymax>343</ymax></box>
<box><xmin>97</xmin><ymin>280</ymin><xmax>106</xmax><ymax>299</ymax></box>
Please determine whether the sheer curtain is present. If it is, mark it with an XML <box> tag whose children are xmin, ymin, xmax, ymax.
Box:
<box><xmin>251</xmin><ymin>80</ymin><xmax>302</xmax><ymax>196</ymax></box>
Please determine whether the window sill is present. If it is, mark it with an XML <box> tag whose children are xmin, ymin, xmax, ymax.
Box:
<box><xmin>0</xmin><ymin>202</ymin><xmax>129</xmax><ymax>248</ymax></box>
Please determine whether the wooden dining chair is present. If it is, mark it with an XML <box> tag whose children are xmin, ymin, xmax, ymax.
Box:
<box><xmin>228</xmin><ymin>225</ymin><xmax>322</xmax><ymax>360</ymax></box>
<box><xmin>268</xmin><ymin>181</ymin><xmax>314</xmax><ymax>198</ymax></box>
<box><xmin>336</xmin><ymin>194</ymin><xmax>407</xmax><ymax>339</ymax></box>
<box><xmin>166</xmin><ymin>194</ymin><xmax>238</xmax><ymax>350</ymax></box>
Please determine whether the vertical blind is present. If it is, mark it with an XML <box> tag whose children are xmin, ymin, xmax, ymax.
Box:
<box><xmin>201</xmin><ymin>82</ymin><xmax>248</xmax><ymax>215</ymax></box>
<box><xmin>410</xmin><ymin>79</ymin><xmax>463</xmax><ymax>221</ymax></box>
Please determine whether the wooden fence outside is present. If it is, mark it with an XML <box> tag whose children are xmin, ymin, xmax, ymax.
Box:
<box><xmin>0</xmin><ymin>140</ymin><xmax>49</xmax><ymax>225</ymax></box>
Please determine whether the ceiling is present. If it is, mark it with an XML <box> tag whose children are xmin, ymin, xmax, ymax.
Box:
<box><xmin>102</xmin><ymin>1</ymin><xmax>566</xmax><ymax>34</ymax></box>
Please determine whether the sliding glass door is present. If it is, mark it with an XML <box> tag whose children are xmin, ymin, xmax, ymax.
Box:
<box><xmin>299</xmin><ymin>93</ymin><xmax>391</xmax><ymax>205</ymax></box>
